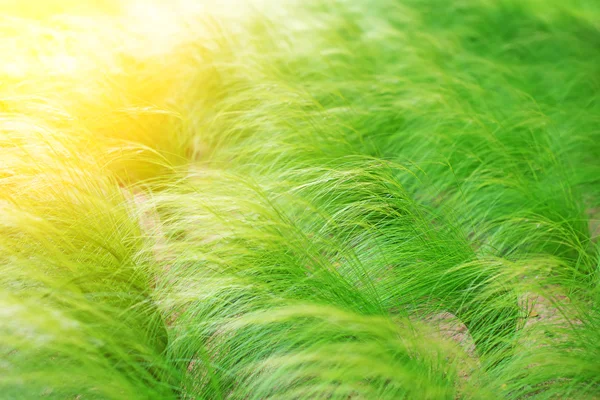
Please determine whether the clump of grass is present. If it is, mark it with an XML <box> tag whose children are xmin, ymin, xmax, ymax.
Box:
<box><xmin>1</xmin><ymin>0</ymin><xmax>600</xmax><ymax>398</ymax></box>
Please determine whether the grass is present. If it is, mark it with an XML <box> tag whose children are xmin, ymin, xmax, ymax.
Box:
<box><xmin>1</xmin><ymin>0</ymin><xmax>599</xmax><ymax>398</ymax></box>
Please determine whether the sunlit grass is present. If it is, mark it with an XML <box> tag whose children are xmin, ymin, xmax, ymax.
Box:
<box><xmin>1</xmin><ymin>0</ymin><xmax>599</xmax><ymax>398</ymax></box>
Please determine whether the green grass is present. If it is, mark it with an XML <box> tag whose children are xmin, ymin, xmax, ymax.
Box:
<box><xmin>1</xmin><ymin>0</ymin><xmax>600</xmax><ymax>398</ymax></box>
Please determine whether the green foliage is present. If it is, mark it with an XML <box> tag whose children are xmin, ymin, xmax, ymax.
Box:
<box><xmin>1</xmin><ymin>0</ymin><xmax>599</xmax><ymax>398</ymax></box>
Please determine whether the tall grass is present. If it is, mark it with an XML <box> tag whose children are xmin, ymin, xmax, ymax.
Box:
<box><xmin>1</xmin><ymin>0</ymin><xmax>599</xmax><ymax>398</ymax></box>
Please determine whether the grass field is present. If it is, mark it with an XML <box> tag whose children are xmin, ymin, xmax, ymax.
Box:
<box><xmin>1</xmin><ymin>0</ymin><xmax>599</xmax><ymax>398</ymax></box>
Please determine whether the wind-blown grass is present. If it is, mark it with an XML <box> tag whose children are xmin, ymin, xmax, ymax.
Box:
<box><xmin>1</xmin><ymin>0</ymin><xmax>599</xmax><ymax>398</ymax></box>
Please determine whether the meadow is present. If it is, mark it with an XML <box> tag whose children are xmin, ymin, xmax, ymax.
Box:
<box><xmin>1</xmin><ymin>0</ymin><xmax>599</xmax><ymax>398</ymax></box>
